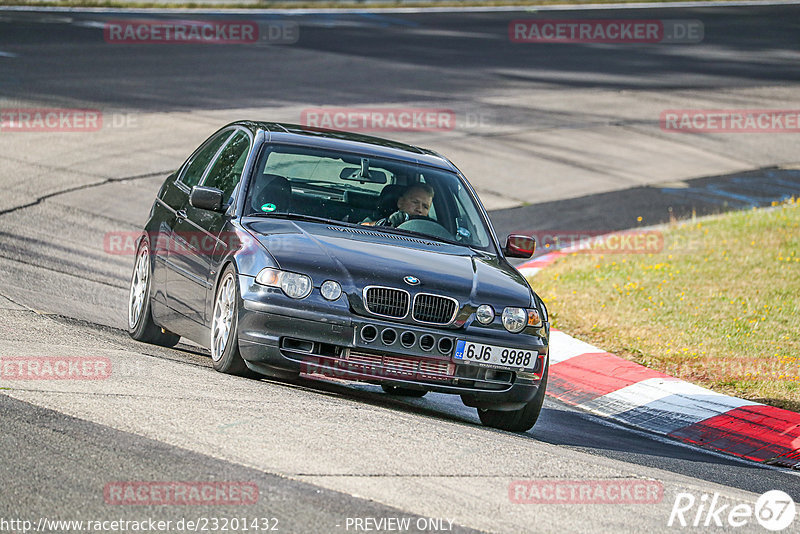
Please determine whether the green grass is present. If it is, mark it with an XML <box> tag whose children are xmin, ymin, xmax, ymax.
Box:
<box><xmin>530</xmin><ymin>198</ymin><xmax>800</xmax><ymax>412</ymax></box>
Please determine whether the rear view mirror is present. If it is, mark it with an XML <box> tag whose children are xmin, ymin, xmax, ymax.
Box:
<box><xmin>339</xmin><ymin>158</ymin><xmax>387</xmax><ymax>184</ymax></box>
<box><xmin>190</xmin><ymin>186</ymin><xmax>225</xmax><ymax>212</ymax></box>
<box><xmin>339</xmin><ymin>167</ymin><xmax>387</xmax><ymax>184</ymax></box>
<box><xmin>504</xmin><ymin>234</ymin><xmax>536</xmax><ymax>258</ymax></box>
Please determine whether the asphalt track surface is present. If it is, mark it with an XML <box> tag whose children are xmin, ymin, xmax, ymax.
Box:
<box><xmin>1</xmin><ymin>4</ymin><xmax>800</xmax><ymax>533</ymax></box>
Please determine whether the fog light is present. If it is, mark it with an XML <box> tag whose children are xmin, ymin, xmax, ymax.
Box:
<box><xmin>320</xmin><ymin>280</ymin><xmax>342</xmax><ymax>301</ymax></box>
<box><xmin>476</xmin><ymin>304</ymin><xmax>495</xmax><ymax>325</ymax></box>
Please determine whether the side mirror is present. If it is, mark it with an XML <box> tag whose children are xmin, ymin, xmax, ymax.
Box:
<box><xmin>190</xmin><ymin>186</ymin><xmax>225</xmax><ymax>212</ymax></box>
<box><xmin>504</xmin><ymin>234</ymin><xmax>536</xmax><ymax>259</ymax></box>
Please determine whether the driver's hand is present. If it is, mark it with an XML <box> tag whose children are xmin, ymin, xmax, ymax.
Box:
<box><xmin>383</xmin><ymin>210</ymin><xmax>409</xmax><ymax>227</ymax></box>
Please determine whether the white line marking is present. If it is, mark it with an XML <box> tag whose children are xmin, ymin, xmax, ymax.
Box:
<box><xmin>580</xmin><ymin>377</ymin><xmax>760</xmax><ymax>433</ymax></box>
<box><xmin>548</xmin><ymin>396</ymin><xmax>800</xmax><ymax>478</ymax></box>
<box><xmin>72</xmin><ymin>20</ymin><xmax>106</xmax><ymax>29</ymax></box>
<box><xmin>549</xmin><ymin>330</ymin><xmax>606</xmax><ymax>364</ymax></box>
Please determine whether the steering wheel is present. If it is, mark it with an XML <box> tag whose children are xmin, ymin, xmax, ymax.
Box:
<box><xmin>396</xmin><ymin>217</ymin><xmax>453</xmax><ymax>241</ymax></box>
<box><xmin>408</xmin><ymin>215</ymin><xmax>438</xmax><ymax>223</ymax></box>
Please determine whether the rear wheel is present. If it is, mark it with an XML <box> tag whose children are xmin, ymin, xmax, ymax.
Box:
<box><xmin>128</xmin><ymin>239</ymin><xmax>180</xmax><ymax>347</ymax></box>
<box><xmin>211</xmin><ymin>265</ymin><xmax>252</xmax><ymax>376</ymax></box>
<box><xmin>477</xmin><ymin>365</ymin><xmax>548</xmax><ymax>432</ymax></box>
<box><xmin>381</xmin><ymin>384</ymin><xmax>427</xmax><ymax>397</ymax></box>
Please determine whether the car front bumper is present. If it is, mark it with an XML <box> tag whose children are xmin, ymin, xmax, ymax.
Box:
<box><xmin>236</xmin><ymin>279</ymin><xmax>549</xmax><ymax>410</ymax></box>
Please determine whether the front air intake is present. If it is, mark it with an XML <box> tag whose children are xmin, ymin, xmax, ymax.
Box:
<box><xmin>363</xmin><ymin>286</ymin><xmax>410</xmax><ymax>319</ymax></box>
<box><xmin>412</xmin><ymin>293</ymin><xmax>458</xmax><ymax>325</ymax></box>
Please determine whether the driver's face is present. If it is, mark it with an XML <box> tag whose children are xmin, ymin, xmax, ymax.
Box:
<box><xmin>398</xmin><ymin>189</ymin><xmax>433</xmax><ymax>217</ymax></box>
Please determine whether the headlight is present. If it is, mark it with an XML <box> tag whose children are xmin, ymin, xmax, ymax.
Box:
<box><xmin>256</xmin><ymin>268</ymin><xmax>312</xmax><ymax>299</ymax></box>
<box><xmin>502</xmin><ymin>307</ymin><xmax>528</xmax><ymax>333</ymax></box>
<box><xmin>320</xmin><ymin>280</ymin><xmax>342</xmax><ymax>301</ymax></box>
<box><xmin>476</xmin><ymin>304</ymin><xmax>495</xmax><ymax>324</ymax></box>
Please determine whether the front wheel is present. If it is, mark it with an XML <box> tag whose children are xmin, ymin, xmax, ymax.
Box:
<box><xmin>210</xmin><ymin>265</ymin><xmax>253</xmax><ymax>376</ymax></box>
<box><xmin>477</xmin><ymin>365</ymin><xmax>548</xmax><ymax>432</ymax></box>
<box><xmin>128</xmin><ymin>238</ymin><xmax>180</xmax><ymax>347</ymax></box>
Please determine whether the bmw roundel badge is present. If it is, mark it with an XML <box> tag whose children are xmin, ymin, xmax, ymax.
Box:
<box><xmin>404</xmin><ymin>276</ymin><xmax>420</xmax><ymax>285</ymax></box>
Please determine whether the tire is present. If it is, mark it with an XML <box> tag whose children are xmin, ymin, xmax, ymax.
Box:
<box><xmin>381</xmin><ymin>384</ymin><xmax>427</xmax><ymax>397</ymax></box>
<box><xmin>210</xmin><ymin>265</ymin><xmax>253</xmax><ymax>376</ymax></box>
<box><xmin>477</xmin><ymin>365</ymin><xmax>548</xmax><ymax>433</ymax></box>
<box><xmin>128</xmin><ymin>238</ymin><xmax>180</xmax><ymax>347</ymax></box>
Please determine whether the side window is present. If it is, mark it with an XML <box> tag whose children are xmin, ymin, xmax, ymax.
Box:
<box><xmin>203</xmin><ymin>131</ymin><xmax>251</xmax><ymax>203</ymax></box>
<box><xmin>452</xmin><ymin>182</ymin><xmax>489</xmax><ymax>247</ymax></box>
<box><xmin>179</xmin><ymin>130</ymin><xmax>232</xmax><ymax>188</ymax></box>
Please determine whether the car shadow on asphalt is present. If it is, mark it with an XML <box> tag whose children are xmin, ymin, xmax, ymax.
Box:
<box><xmin>48</xmin><ymin>306</ymin><xmax>800</xmax><ymax>501</ymax></box>
<box><xmin>533</xmin><ymin>400</ymin><xmax>800</xmax><ymax>500</ymax></box>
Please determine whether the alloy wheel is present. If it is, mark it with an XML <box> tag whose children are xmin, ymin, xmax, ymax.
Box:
<box><xmin>128</xmin><ymin>245</ymin><xmax>149</xmax><ymax>330</ymax></box>
<box><xmin>211</xmin><ymin>273</ymin><xmax>236</xmax><ymax>362</ymax></box>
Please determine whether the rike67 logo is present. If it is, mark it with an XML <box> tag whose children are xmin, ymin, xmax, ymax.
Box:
<box><xmin>668</xmin><ymin>490</ymin><xmax>796</xmax><ymax>531</ymax></box>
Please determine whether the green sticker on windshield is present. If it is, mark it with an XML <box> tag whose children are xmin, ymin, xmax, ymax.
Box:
<box><xmin>261</xmin><ymin>203</ymin><xmax>277</xmax><ymax>213</ymax></box>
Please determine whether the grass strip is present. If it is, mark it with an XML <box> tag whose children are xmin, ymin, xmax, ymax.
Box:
<box><xmin>530</xmin><ymin>198</ymin><xmax>800</xmax><ymax>412</ymax></box>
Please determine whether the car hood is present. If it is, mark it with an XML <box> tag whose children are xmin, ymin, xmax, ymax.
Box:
<box><xmin>243</xmin><ymin>219</ymin><xmax>533</xmax><ymax>309</ymax></box>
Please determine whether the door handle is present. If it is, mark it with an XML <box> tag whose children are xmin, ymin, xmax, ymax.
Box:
<box><xmin>176</xmin><ymin>209</ymin><xmax>187</xmax><ymax>220</ymax></box>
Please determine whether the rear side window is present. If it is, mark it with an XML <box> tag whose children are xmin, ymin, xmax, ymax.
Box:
<box><xmin>203</xmin><ymin>131</ymin><xmax>251</xmax><ymax>203</ymax></box>
<box><xmin>179</xmin><ymin>130</ymin><xmax>232</xmax><ymax>188</ymax></box>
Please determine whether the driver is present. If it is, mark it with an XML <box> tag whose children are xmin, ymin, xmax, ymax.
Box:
<box><xmin>365</xmin><ymin>184</ymin><xmax>434</xmax><ymax>227</ymax></box>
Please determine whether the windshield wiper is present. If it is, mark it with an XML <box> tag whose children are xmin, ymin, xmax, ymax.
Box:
<box><xmin>368</xmin><ymin>224</ymin><xmax>461</xmax><ymax>247</ymax></box>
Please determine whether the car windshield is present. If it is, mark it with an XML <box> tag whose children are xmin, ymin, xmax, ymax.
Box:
<box><xmin>244</xmin><ymin>144</ymin><xmax>493</xmax><ymax>250</ymax></box>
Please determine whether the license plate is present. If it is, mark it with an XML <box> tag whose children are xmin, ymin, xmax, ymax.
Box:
<box><xmin>454</xmin><ymin>340</ymin><xmax>536</xmax><ymax>371</ymax></box>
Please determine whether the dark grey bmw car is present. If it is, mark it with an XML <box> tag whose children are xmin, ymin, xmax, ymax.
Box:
<box><xmin>128</xmin><ymin>121</ymin><xmax>550</xmax><ymax>432</ymax></box>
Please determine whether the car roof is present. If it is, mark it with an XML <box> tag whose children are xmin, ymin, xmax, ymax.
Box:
<box><xmin>232</xmin><ymin>121</ymin><xmax>458</xmax><ymax>172</ymax></box>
